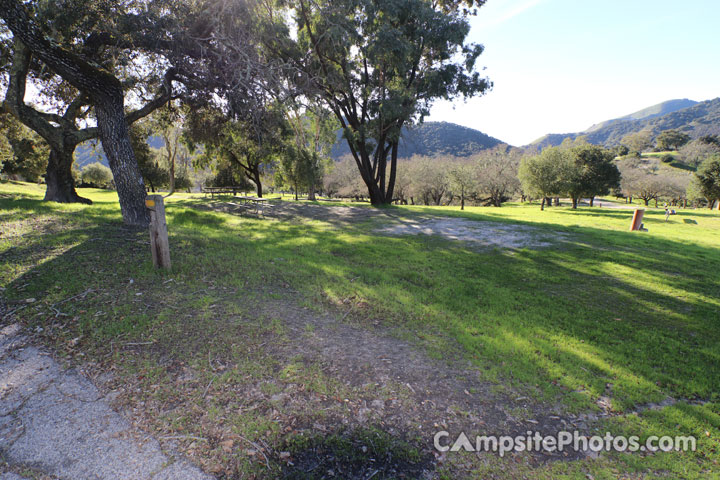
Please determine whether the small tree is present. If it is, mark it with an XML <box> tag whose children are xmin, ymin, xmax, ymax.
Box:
<box><xmin>150</xmin><ymin>109</ymin><xmax>195</xmax><ymax>198</ymax></box>
<box><xmin>695</xmin><ymin>156</ymin><xmax>720</xmax><ymax>209</ymax></box>
<box><xmin>186</xmin><ymin>107</ymin><xmax>289</xmax><ymax>198</ymax></box>
<box><xmin>0</xmin><ymin>113</ymin><xmax>48</xmax><ymax>181</ymax></box>
<box><xmin>0</xmin><ymin>132</ymin><xmax>11</xmax><ymax>174</ymax></box>
<box><xmin>81</xmin><ymin>162</ymin><xmax>113</xmax><ymax>188</ymax></box>
<box><xmin>407</xmin><ymin>157</ymin><xmax>449</xmax><ymax>206</ymax></box>
<box><xmin>621</xmin><ymin>169</ymin><xmax>667</xmax><ymax>207</ymax></box>
<box><xmin>130</xmin><ymin>124</ymin><xmax>168</xmax><ymax>193</ymax></box>
<box><xmin>474</xmin><ymin>146</ymin><xmax>521</xmax><ymax>207</ymax></box>
<box><xmin>276</xmin><ymin>146</ymin><xmax>318</xmax><ymax>201</ymax></box>
<box><xmin>621</xmin><ymin>130</ymin><xmax>653</xmax><ymax>156</ymax></box>
<box><xmin>286</xmin><ymin>106</ymin><xmax>337</xmax><ymax>201</ymax></box>
<box><xmin>565</xmin><ymin>145</ymin><xmax>621</xmax><ymax>208</ymax></box>
<box><xmin>447</xmin><ymin>163</ymin><xmax>476</xmax><ymax>210</ymax></box>
<box><xmin>518</xmin><ymin>147</ymin><xmax>567</xmax><ymax>210</ymax></box>
<box><xmin>686</xmin><ymin>178</ymin><xmax>708</xmax><ymax>208</ymax></box>
<box><xmin>656</xmin><ymin>129</ymin><xmax>691</xmax><ymax>151</ymax></box>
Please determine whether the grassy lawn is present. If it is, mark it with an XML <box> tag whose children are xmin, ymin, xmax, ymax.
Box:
<box><xmin>2</xmin><ymin>181</ymin><xmax>719</xmax><ymax>479</ymax></box>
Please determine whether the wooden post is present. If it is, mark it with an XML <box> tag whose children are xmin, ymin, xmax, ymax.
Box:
<box><xmin>630</xmin><ymin>208</ymin><xmax>645</xmax><ymax>231</ymax></box>
<box><xmin>146</xmin><ymin>195</ymin><xmax>171</xmax><ymax>269</ymax></box>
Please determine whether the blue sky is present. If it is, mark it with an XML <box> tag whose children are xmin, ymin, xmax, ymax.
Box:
<box><xmin>428</xmin><ymin>0</ymin><xmax>720</xmax><ymax>146</ymax></box>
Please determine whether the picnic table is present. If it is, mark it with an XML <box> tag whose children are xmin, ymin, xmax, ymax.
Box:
<box><xmin>201</xmin><ymin>187</ymin><xmax>273</xmax><ymax>215</ymax></box>
<box><xmin>236</xmin><ymin>195</ymin><xmax>270</xmax><ymax>216</ymax></box>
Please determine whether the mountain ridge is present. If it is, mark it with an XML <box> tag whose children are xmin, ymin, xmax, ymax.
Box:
<box><xmin>584</xmin><ymin>98</ymin><xmax>698</xmax><ymax>133</ymax></box>
<box><xmin>530</xmin><ymin>97</ymin><xmax>720</xmax><ymax>149</ymax></box>
<box><xmin>331</xmin><ymin>121</ymin><xmax>506</xmax><ymax>160</ymax></box>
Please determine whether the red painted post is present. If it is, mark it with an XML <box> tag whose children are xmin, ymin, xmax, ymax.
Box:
<box><xmin>630</xmin><ymin>209</ymin><xmax>645</xmax><ymax>231</ymax></box>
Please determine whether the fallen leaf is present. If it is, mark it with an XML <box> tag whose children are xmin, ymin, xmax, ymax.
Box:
<box><xmin>220</xmin><ymin>439</ymin><xmax>234</xmax><ymax>453</ymax></box>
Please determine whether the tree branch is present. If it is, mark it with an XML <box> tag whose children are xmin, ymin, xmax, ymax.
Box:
<box><xmin>0</xmin><ymin>0</ymin><xmax>122</xmax><ymax>102</ymax></box>
<box><xmin>1</xmin><ymin>40</ymin><xmax>62</xmax><ymax>148</ymax></box>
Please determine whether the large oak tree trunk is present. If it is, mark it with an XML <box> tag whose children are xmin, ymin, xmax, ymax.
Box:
<box><xmin>95</xmin><ymin>97</ymin><xmax>149</xmax><ymax>225</ymax></box>
<box><xmin>44</xmin><ymin>146</ymin><xmax>91</xmax><ymax>204</ymax></box>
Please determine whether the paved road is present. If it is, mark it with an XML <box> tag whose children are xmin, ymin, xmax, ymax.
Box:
<box><xmin>0</xmin><ymin>323</ymin><xmax>213</xmax><ymax>480</ymax></box>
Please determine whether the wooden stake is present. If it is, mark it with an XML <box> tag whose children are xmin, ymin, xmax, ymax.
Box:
<box><xmin>146</xmin><ymin>195</ymin><xmax>171</xmax><ymax>269</ymax></box>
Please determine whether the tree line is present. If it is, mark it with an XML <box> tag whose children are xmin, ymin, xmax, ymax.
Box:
<box><xmin>320</xmin><ymin>140</ymin><xmax>720</xmax><ymax>210</ymax></box>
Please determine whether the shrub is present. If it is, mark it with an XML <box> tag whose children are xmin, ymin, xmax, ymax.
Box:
<box><xmin>81</xmin><ymin>162</ymin><xmax>113</xmax><ymax>188</ymax></box>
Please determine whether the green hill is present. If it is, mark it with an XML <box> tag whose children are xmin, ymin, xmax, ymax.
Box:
<box><xmin>331</xmin><ymin>121</ymin><xmax>505</xmax><ymax>160</ymax></box>
<box><xmin>585</xmin><ymin>98</ymin><xmax>698</xmax><ymax>132</ymax></box>
<box><xmin>531</xmin><ymin>97</ymin><xmax>720</xmax><ymax>149</ymax></box>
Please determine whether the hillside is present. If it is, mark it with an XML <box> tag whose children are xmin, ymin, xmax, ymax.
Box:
<box><xmin>585</xmin><ymin>98</ymin><xmax>698</xmax><ymax>133</ymax></box>
<box><xmin>330</xmin><ymin>121</ymin><xmax>505</xmax><ymax>160</ymax></box>
<box><xmin>531</xmin><ymin>97</ymin><xmax>720</xmax><ymax>149</ymax></box>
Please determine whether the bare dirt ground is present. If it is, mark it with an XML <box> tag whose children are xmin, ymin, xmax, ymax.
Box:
<box><xmin>377</xmin><ymin>217</ymin><xmax>568</xmax><ymax>249</ymax></box>
<box><xmin>200</xmin><ymin>200</ymin><xmax>570</xmax><ymax>250</ymax></box>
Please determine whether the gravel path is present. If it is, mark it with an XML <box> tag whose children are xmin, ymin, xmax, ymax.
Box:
<box><xmin>0</xmin><ymin>323</ymin><xmax>212</xmax><ymax>480</ymax></box>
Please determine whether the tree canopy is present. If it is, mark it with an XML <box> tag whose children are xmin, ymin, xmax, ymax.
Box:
<box><xmin>266</xmin><ymin>0</ymin><xmax>491</xmax><ymax>204</ymax></box>
<box><xmin>656</xmin><ymin>129</ymin><xmax>691</xmax><ymax>151</ymax></box>
<box><xmin>518</xmin><ymin>147</ymin><xmax>567</xmax><ymax>210</ymax></box>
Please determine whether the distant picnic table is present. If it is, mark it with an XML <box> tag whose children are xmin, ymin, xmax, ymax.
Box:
<box><xmin>202</xmin><ymin>186</ymin><xmax>246</xmax><ymax>198</ymax></box>
<box><xmin>201</xmin><ymin>187</ymin><xmax>274</xmax><ymax>215</ymax></box>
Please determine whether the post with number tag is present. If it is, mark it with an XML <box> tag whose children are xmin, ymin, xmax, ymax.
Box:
<box><xmin>145</xmin><ymin>195</ymin><xmax>171</xmax><ymax>269</ymax></box>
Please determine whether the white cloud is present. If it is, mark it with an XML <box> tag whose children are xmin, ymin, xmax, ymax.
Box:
<box><xmin>476</xmin><ymin>0</ymin><xmax>546</xmax><ymax>29</ymax></box>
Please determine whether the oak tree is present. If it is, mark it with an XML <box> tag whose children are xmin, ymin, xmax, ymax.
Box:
<box><xmin>268</xmin><ymin>0</ymin><xmax>491</xmax><ymax>205</ymax></box>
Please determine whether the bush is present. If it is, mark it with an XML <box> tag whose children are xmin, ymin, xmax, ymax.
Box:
<box><xmin>174</xmin><ymin>173</ymin><xmax>194</xmax><ymax>192</ymax></box>
<box><xmin>660</xmin><ymin>154</ymin><xmax>674</xmax><ymax>164</ymax></box>
<box><xmin>81</xmin><ymin>162</ymin><xmax>113</xmax><ymax>188</ymax></box>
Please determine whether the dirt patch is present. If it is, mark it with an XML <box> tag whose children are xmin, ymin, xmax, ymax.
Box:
<box><xmin>85</xmin><ymin>289</ymin><xmax>592</xmax><ymax>478</ymax></box>
<box><xmin>198</xmin><ymin>200</ymin><xmax>570</xmax><ymax>250</ymax></box>
<box><xmin>378</xmin><ymin>217</ymin><xmax>569</xmax><ymax>249</ymax></box>
<box><xmin>252</xmin><ymin>294</ymin><xmax>578</xmax><ymax>440</ymax></box>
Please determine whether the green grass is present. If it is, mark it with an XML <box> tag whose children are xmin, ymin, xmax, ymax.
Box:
<box><xmin>2</xmin><ymin>180</ymin><xmax>719</xmax><ymax>478</ymax></box>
